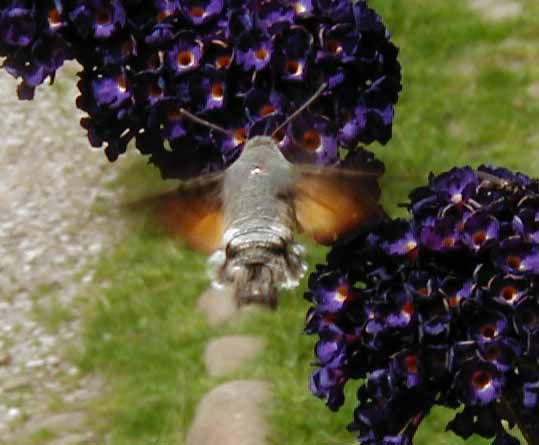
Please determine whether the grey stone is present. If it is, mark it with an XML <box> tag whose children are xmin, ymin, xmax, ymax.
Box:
<box><xmin>22</xmin><ymin>412</ymin><xmax>87</xmax><ymax>437</ymax></box>
<box><xmin>197</xmin><ymin>286</ymin><xmax>238</xmax><ymax>326</ymax></box>
<box><xmin>47</xmin><ymin>433</ymin><xmax>94</xmax><ymax>445</ymax></box>
<box><xmin>469</xmin><ymin>0</ymin><xmax>522</xmax><ymax>20</ymax></box>
<box><xmin>205</xmin><ymin>336</ymin><xmax>265</xmax><ymax>377</ymax></box>
<box><xmin>528</xmin><ymin>83</ymin><xmax>539</xmax><ymax>99</ymax></box>
<box><xmin>186</xmin><ymin>380</ymin><xmax>271</xmax><ymax>445</ymax></box>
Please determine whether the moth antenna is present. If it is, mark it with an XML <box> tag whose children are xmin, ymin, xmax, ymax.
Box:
<box><xmin>179</xmin><ymin>107</ymin><xmax>235</xmax><ymax>138</ymax></box>
<box><xmin>271</xmin><ymin>82</ymin><xmax>327</xmax><ymax>138</ymax></box>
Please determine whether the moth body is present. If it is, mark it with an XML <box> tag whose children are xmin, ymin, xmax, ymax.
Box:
<box><xmin>208</xmin><ymin>136</ymin><xmax>307</xmax><ymax>307</ymax></box>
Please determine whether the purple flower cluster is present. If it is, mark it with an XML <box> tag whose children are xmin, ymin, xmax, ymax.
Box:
<box><xmin>306</xmin><ymin>165</ymin><xmax>539</xmax><ymax>445</ymax></box>
<box><xmin>0</xmin><ymin>0</ymin><xmax>401</xmax><ymax>179</ymax></box>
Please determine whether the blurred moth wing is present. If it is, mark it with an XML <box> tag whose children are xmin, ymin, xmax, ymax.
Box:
<box><xmin>292</xmin><ymin>165</ymin><xmax>384</xmax><ymax>244</ymax></box>
<box><xmin>131</xmin><ymin>162</ymin><xmax>383</xmax><ymax>251</ymax></box>
<box><xmin>128</xmin><ymin>173</ymin><xmax>224</xmax><ymax>254</ymax></box>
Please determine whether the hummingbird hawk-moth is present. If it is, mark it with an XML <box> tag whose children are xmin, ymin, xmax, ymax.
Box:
<box><xmin>135</xmin><ymin>134</ymin><xmax>384</xmax><ymax>308</ymax></box>
<box><xmin>132</xmin><ymin>87</ymin><xmax>385</xmax><ymax>308</ymax></box>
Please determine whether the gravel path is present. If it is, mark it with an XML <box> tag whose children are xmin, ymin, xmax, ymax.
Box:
<box><xmin>0</xmin><ymin>63</ymin><xmax>124</xmax><ymax>443</ymax></box>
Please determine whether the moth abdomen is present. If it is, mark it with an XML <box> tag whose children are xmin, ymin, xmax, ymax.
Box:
<box><xmin>208</xmin><ymin>226</ymin><xmax>307</xmax><ymax>307</ymax></box>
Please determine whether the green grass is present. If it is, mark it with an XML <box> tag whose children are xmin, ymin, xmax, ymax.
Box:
<box><xmin>77</xmin><ymin>1</ymin><xmax>539</xmax><ymax>444</ymax></box>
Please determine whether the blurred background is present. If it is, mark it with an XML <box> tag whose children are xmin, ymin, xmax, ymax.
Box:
<box><xmin>1</xmin><ymin>0</ymin><xmax>539</xmax><ymax>444</ymax></box>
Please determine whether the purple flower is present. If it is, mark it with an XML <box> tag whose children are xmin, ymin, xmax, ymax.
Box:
<box><xmin>0</xmin><ymin>2</ymin><xmax>36</xmax><ymax>47</ymax></box>
<box><xmin>478</xmin><ymin>338</ymin><xmax>520</xmax><ymax>372</ymax></box>
<box><xmin>431</xmin><ymin>167</ymin><xmax>480</xmax><ymax>206</ymax></box>
<box><xmin>166</xmin><ymin>34</ymin><xmax>204</xmax><ymax>76</ymax></box>
<box><xmin>310</xmin><ymin>365</ymin><xmax>347</xmax><ymax>411</ymax></box>
<box><xmin>317</xmin><ymin>23</ymin><xmax>359</xmax><ymax>64</ymax></box>
<box><xmin>523</xmin><ymin>381</ymin><xmax>539</xmax><ymax>408</ymax></box>
<box><xmin>180</xmin><ymin>0</ymin><xmax>223</xmax><ymax>25</ymax></box>
<box><xmin>488</xmin><ymin>275</ymin><xmax>528</xmax><ymax>307</ymax></box>
<box><xmin>468</xmin><ymin>311</ymin><xmax>509</xmax><ymax>344</ymax></box>
<box><xmin>236</xmin><ymin>30</ymin><xmax>273</xmax><ymax>72</ymax></box>
<box><xmin>308</xmin><ymin>272</ymin><xmax>356</xmax><ymax>313</ymax></box>
<box><xmin>69</xmin><ymin>0</ymin><xmax>126</xmax><ymax>40</ymax></box>
<box><xmin>193</xmin><ymin>67</ymin><xmax>228</xmax><ymax>111</ymax></box>
<box><xmin>276</xmin><ymin>26</ymin><xmax>313</xmax><ymax>82</ymax></box>
<box><xmin>315</xmin><ymin>338</ymin><xmax>346</xmax><ymax>366</ymax></box>
<box><xmin>440</xmin><ymin>278</ymin><xmax>474</xmax><ymax>309</ymax></box>
<box><xmin>147</xmin><ymin>100</ymin><xmax>190</xmax><ymax>141</ymax></box>
<box><xmin>290</xmin><ymin>0</ymin><xmax>314</xmax><ymax>18</ymax></box>
<box><xmin>462</xmin><ymin>212</ymin><xmax>500</xmax><ymax>251</ymax></box>
<box><xmin>91</xmin><ymin>70</ymin><xmax>133</xmax><ymax>110</ymax></box>
<box><xmin>456</xmin><ymin>361</ymin><xmax>505</xmax><ymax>405</ymax></box>
<box><xmin>390</xmin><ymin>352</ymin><xmax>421</xmax><ymax>388</ymax></box>
<box><xmin>282</xmin><ymin>112</ymin><xmax>338</xmax><ymax>165</ymax></box>
<box><xmin>420</xmin><ymin>215</ymin><xmax>462</xmax><ymax>252</ymax></box>
<box><xmin>244</xmin><ymin>88</ymin><xmax>287</xmax><ymax>121</ymax></box>
<box><xmin>496</xmin><ymin>238</ymin><xmax>539</xmax><ymax>275</ymax></box>
<box><xmin>316</xmin><ymin>0</ymin><xmax>353</xmax><ymax>21</ymax></box>
<box><xmin>257</xmin><ymin>1</ymin><xmax>294</xmax><ymax>34</ymax></box>
<box><xmin>379</xmin><ymin>220</ymin><xmax>419</xmax><ymax>257</ymax></box>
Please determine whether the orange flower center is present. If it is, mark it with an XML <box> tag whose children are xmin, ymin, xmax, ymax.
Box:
<box><xmin>334</xmin><ymin>285</ymin><xmax>349</xmax><ymax>302</ymax></box>
<box><xmin>177</xmin><ymin>51</ymin><xmax>194</xmax><ymax>67</ymax></box>
<box><xmin>506</xmin><ymin>255</ymin><xmax>522</xmax><ymax>270</ymax></box>
<box><xmin>157</xmin><ymin>10</ymin><xmax>172</xmax><ymax>22</ymax></box>
<box><xmin>480</xmin><ymin>323</ymin><xmax>497</xmax><ymax>339</ymax></box>
<box><xmin>302</xmin><ymin>130</ymin><xmax>321</xmax><ymax>151</ymax></box>
<box><xmin>116</xmin><ymin>74</ymin><xmax>128</xmax><ymax>92</ymax></box>
<box><xmin>447</xmin><ymin>296</ymin><xmax>460</xmax><ymax>308</ymax></box>
<box><xmin>501</xmin><ymin>286</ymin><xmax>517</xmax><ymax>302</ymax></box>
<box><xmin>286</xmin><ymin>60</ymin><xmax>301</xmax><ymax>75</ymax></box>
<box><xmin>406</xmin><ymin>241</ymin><xmax>418</xmax><ymax>252</ymax></box>
<box><xmin>233</xmin><ymin>128</ymin><xmax>247</xmax><ymax>145</ymax></box>
<box><xmin>293</xmin><ymin>2</ymin><xmax>306</xmax><ymax>13</ymax></box>
<box><xmin>442</xmin><ymin>237</ymin><xmax>455</xmax><ymax>249</ymax></box>
<box><xmin>167</xmin><ymin>108</ymin><xmax>183</xmax><ymax>121</ymax></box>
<box><xmin>255</xmin><ymin>48</ymin><xmax>269</xmax><ymax>60</ymax></box>
<box><xmin>404</xmin><ymin>355</ymin><xmax>418</xmax><ymax>373</ymax></box>
<box><xmin>216</xmin><ymin>55</ymin><xmax>232</xmax><ymax>69</ymax></box>
<box><xmin>211</xmin><ymin>83</ymin><xmax>224</xmax><ymax>99</ymax></box>
<box><xmin>48</xmin><ymin>8</ymin><xmax>62</xmax><ymax>27</ymax></box>
<box><xmin>259</xmin><ymin>104</ymin><xmax>275</xmax><ymax>117</ymax></box>
<box><xmin>472</xmin><ymin>230</ymin><xmax>487</xmax><ymax>246</ymax></box>
<box><xmin>327</xmin><ymin>39</ymin><xmax>342</xmax><ymax>54</ymax></box>
<box><xmin>472</xmin><ymin>370</ymin><xmax>492</xmax><ymax>389</ymax></box>
<box><xmin>402</xmin><ymin>302</ymin><xmax>415</xmax><ymax>316</ymax></box>
<box><xmin>96</xmin><ymin>9</ymin><xmax>112</xmax><ymax>25</ymax></box>
<box><xmin>190</xmin><ymin>6</ymin><xmax>205</xmax><ymax>18</ymax></box>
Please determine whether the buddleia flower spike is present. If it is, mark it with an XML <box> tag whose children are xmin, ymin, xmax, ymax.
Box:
<box><xmin>0</xmin><ymin>0</ymin><xmax>401</xmax><ymax>179</ymax></box>
<box><xmin>306</xmin><ymin>165</ymin><xmax>539</xmax><ymax>445</ymax></box>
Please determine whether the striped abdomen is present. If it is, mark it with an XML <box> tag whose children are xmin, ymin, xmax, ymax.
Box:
<box><xmin>208</xmin><ymin>136</ymin><xmax>307</xmax><ymax>307</ymax></box>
